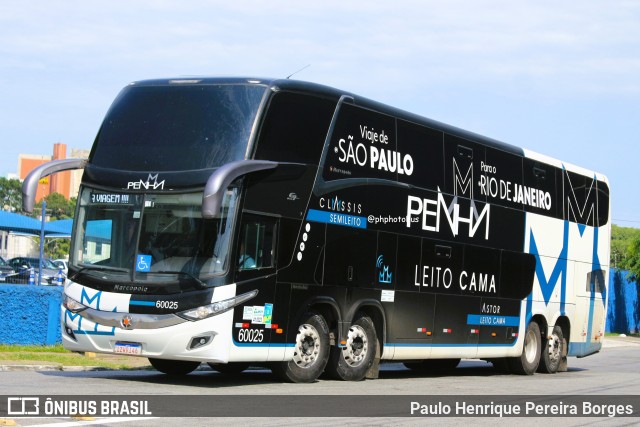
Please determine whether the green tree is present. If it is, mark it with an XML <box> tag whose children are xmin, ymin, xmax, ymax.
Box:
<box><xmin>0</xmin><ymin>177</ymin><xmax>22</xmax><ymax>212</ymax></box>
<box><xmin>611</xmin><ymin>225</ymin><xmax>640</xmax><ymax>268</ymax></box>
<box><xmin>623</xmin><ymin>237</ymin><xmax>640</xmax><ymax>282</ymax></box>
<box><xmin>34</xmin><ymin>192</ymin><xmax>77</xmax><ymax>220</ymax></box>
<box><xmin>33</xmin><ymin>193</ymin><xmax>77</xmax><ymax>259</ymax></box>
<box><xmin>45</xmin><ymin>237</ymin><xmax>70</xmax><ymax>260</ymax></box>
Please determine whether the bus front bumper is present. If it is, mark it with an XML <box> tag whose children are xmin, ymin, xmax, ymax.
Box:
<box><xmin>60</xmin><ymin>305</ymin><xmax>234</xmax><ymax>363</ymax></box>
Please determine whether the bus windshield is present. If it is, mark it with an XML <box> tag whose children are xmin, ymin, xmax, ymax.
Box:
<box><xmin>70</xmin><ymin>187</ymin><xmax>238</xmax><ymax>285</ymax></box>
<box><xmin>90</xmin><ymin>83</ymin><xmax>267</xmax><ymax>171</ymax></box>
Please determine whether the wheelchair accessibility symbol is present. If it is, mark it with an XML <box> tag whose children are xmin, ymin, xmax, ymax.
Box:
<box><xmin>136</xmin><ymin>254</ymin><xmax>152</xmax><ymax>272</ymax></box>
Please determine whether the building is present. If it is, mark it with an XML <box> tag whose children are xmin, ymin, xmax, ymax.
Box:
<box><xmin>1</xmin><ymin>143</ymin><xmax>89</xmax><ymax>259</ymax></box>
<box><xmin>17</xmin><ymin>142</ymin><xmax>90</xmax><ymax>202</ymax></box>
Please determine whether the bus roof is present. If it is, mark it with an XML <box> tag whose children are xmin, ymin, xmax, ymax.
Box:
<box><xmin>131</xmin><ymin>76</ymin><xmax>523</xmax><ymax>157</ymax></box>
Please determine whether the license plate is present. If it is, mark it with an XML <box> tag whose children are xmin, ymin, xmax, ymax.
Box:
<box><xmin>114</xmin><ymin>342</ymin><xmax>142</xmax><ymax>355</ymax></box>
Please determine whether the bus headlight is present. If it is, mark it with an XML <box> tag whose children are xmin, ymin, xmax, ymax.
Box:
<box><xmin>63</xmin><ymin>294</ymin><xmax>88</xmax><ymax>313</ymax></box>
<box><xmin>177</xmin><ymin>289</ymin><xmax>258</xmax><ymax>321</ymax></box>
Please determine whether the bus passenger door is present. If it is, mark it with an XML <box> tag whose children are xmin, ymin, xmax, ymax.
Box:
<box><xmin>231</xmin><ymin>213</ymin><xmax>280</xmax><ymax>362</ymax></box>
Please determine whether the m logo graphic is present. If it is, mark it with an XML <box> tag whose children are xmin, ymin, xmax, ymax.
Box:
<box><xmin>564</xmin><ymin>170</ymin><xmax>597</xmax><ymax>233</ymax></box>
<box><xmin>453</xmin><ymin>158</ymin><xmax>473</xmax><ymax>199</ymax></box>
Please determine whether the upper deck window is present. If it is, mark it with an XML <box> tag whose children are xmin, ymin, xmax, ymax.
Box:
<box><xmin>254</xmin><ymin>91</ymin><xmax>336</xmax><ymax>164</ymax></box>
<box><xmin>90</xmin><ymin>83</ymin><xmax>267</xmax><ymax>171</ymax></box>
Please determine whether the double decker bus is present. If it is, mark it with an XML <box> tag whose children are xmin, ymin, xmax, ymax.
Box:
<box><xmin>23</xmin><ymin>77</ymin><xmax>610</xmax><ymax>382</ymax></box>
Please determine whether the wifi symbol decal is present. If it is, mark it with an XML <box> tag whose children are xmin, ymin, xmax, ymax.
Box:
<box><xmin>376</xmin><ymin>254</ymin><xmax>393</xmax><ymax>284</ymax></box>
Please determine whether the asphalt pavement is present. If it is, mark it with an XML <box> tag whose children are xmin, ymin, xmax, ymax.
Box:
<box><xmin>1</xmin><ymin>335</ymin><xmax>638</xmax><ymax>372</ymax></box>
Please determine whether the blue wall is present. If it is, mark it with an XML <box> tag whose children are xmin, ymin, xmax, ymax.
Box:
<box><xmin>0</xmin><ymin>269</ymin><xmax>637</xmax><ymax>345</ymax></box>
<box><xmin>607</xmin><ymin>269</ymin><xmax>640</xmax><ymax>334</ymax></box>
<box><xmin>0</xmin><ymin>285</ymin><xmax>62</xmax><ymax>345</ymax></box>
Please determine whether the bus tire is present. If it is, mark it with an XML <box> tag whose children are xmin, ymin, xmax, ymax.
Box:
<box><xmin>272</xmin><ymin>312</ymin><xmax>330</xmax><ymax>383</ymax></box>
<box><xmin>537</xmin><ymin>325</ymin><xmax>564</xmax><ymax>374</ymax></box>
<box><xmin>207</xmin><ymin>362</ymin><xmax>250</xmax><ymax>375</ymax></box>
<box><xmin>148</xmin><ymin>358</ymin><xmax>200</xmax><ymax>375</ymax></box>
<box><xmin>326</xmin><ymin>312</ymin><xmax>377</xmax><ymax>381</ymax></box>
<box><xmin>508</xmin><ymin>321</ymin><xmax>541</xmax><ymax>375</ymax></box>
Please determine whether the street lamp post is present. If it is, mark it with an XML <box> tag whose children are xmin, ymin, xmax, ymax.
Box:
<box><xmin>38</xmin><ymin>200</ymin><xmax>46</xmax><ymax>285</ymax></box>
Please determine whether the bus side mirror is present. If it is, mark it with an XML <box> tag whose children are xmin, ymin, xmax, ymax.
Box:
<box><xmin>22</xmin><ymin>158</ymin><xmax>87</xmax><ymax>213</ymax></box>
<box><xmin>202</xmin><ymin>160</ymin><xmax>277</xmax><ymax>219</ymax></box>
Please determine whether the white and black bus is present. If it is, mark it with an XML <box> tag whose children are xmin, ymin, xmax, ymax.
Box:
<box><xmin>23</xmin><ymin>77</ymin><xmax>611</xmax><ymax>382</ymax></box>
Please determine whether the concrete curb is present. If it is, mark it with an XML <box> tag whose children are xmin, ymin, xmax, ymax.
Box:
<box><xmin>0</xmin><ymin>365</ymin><xmax>128</xmax><ymax>372</ymax></box>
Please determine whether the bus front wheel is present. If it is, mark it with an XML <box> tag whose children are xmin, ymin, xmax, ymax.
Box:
<box><xmin>148</xmin><ymin>358</ymin><xmax>200</xmax><ymax>376</ymax></box>
<box><xmin>325</xmin><ymin>312</ymin><xmax>378</xmax><ymax>381</ymax></box>
<box><xmin>272</xmin><ymin>312</ymin><xmax>330</xmax><ymax>383</ymax></box>
<box><xmin>508</xmin><ymin>321</ymin><xmax>541</xmax><ymax>375</ymax></box>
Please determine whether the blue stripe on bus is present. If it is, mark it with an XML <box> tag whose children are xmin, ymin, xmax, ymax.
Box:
<box><xmin>71</xmin><ymin>329</ymin><xmax>116</xmax><ymax>336</ymax></box>
<box><xmin>386</xmin><ymin>342</ymin><xmax>518</xmax><ymax>348</ymax></box>
<box><xmin>467</xmin><ymin>314</ymin><xmax>520</xmax><ymax>327</ymax></box>
<box><xmin>233</xmin><ymin>342</ymin><xmax>518</xmax><ymax>348</ymax></box>
<box><xmin>306</xmin><ymin>209</ymin><xmax>367</xmax><ymax>229</ymax></box>
<box><xmin>568</xmin><ymin>341</ymin><xmax>601</xmax><ymax>357</ymax></box>
<box><xmin>232</xmin><ymin>341</ymin><xmax>294</xmax><ymax>347</ymax></box>
<box><xmin>129</xmin><ymin>300</ymin><xmax>156</xmax><ymax>306</ymax></box>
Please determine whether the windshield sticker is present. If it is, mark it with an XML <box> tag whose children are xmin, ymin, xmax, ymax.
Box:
<box><xmin>135</xmin><ymin>254</ymin><xmax>152</xmax><ymax>272</ymax></box>
<box><xmin>243</xmin><ymin>304</ymin><xmax>274</xmax><ymax>326</ymax></box>
<box><xmin>243</xmin><ymin>306</ymin><xmax>254</xmax><ymax>320</ymax></box>
<box><xmin>263</xmin><ymin>303</ymin><xmax>273</xmax><ymax>327</ymax></box>
<box><xmin>252</xmin><ymin>306</ymin><xmax>265</xmax><ymax>324</ymax></box>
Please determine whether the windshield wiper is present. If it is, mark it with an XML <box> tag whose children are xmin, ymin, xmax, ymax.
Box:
<box><xmin>156</xmin><ymin>270</ymin><xmax>208</xmax><ymax>289</ymax></box>
<box><xmin>70</xmin><ymin>265</ymin><xmax>129</xmax><ymax>281</ymax></box>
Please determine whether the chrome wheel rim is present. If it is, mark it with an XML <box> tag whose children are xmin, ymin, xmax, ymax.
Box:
<box><xmin>292</xmin><ymin>323</ymin><xmax>321</xmax><ymax>368</ymax></box>
<box><xmin>547</xmin><ymin>332</ymin><xmax>561</xmax><ymax>363</ymax></box>
<box><xmin>342</xmin><ymin>325</ymin><xmax>368</xmax><ymax>367</ymax></box>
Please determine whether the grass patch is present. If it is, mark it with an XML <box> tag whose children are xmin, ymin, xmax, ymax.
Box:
<box><xmin>0</xmin><ymin>344</ymin><xmax>69</xmax><ymax>353</ymax></box>
<box><xmin>0</xmin><ymin>344</ymin><xmax>151</xmax><ymax>370</ymax></box>
<box><xmin>0</xmin><ymin>353</ymin><xmax>147</xmax><ymax>370</ymax></box>
<box><xmin>0</xmin><ymin>352</ymin><xmax>105</xmax><ymax>366</ymax></box>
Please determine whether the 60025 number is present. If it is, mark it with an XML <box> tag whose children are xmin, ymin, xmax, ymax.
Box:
<box><xmin>156</xmin><ymin>300</ymin><xmax>178</xmax><ymax>309</ymax></box>
<box><xmin>238</xmin><ymin>329</ymin><xmax>264</xmax><ymax>343</ymax></box>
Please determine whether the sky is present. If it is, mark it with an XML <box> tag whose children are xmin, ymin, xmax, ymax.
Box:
<box><xmin>1</xmin><ymin>1</ymin><xmax>639</xmax><ymax>226</ymax></box>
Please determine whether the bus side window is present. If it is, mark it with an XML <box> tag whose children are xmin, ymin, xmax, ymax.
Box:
<box><xmin>238</xmin><ymin>215</ymin><xmax>278</xmax><ymax>270</ymax></box>
<box><xmin>254</xmin><ymin>92</ymin><xmax>336</xmax><ymax>165</ymax></box>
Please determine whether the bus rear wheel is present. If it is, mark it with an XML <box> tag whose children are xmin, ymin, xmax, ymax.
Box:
<box><xmin>325</xmin><ymin>312</ymin><xmax>378</xmax><ymax>381</ymax></box>
<box><xmin>538</xmin><ymin>325</ymin><xmax>564</xmax><ymax>374</ymax></box>
<box><xmin>148</xmin><ymin>358</ymin><xmax>201</xmax><ymax>375</ymax></box>
<box><xmin>508</xmin><ymin>321</ymin><xmax>541</xmax><ymax>375</ymax></box>
<box><xmin>272</xmin><ymin>312</ymin><xmax>329</xmax><ymax>383</ymax></box>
